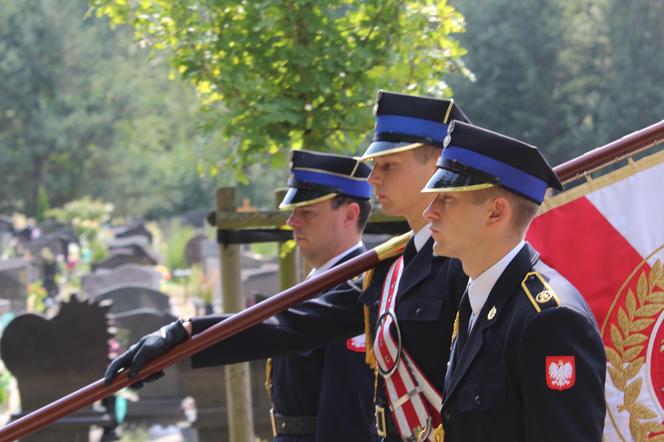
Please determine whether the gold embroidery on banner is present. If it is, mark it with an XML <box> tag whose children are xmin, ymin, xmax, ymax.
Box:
<box><xmin>538</xmin><ymin>148</ymin><xmax>664</xmax><ymax>216</ymax></box>
<box><xmin>605</xmin><ymin>258</ymin><xmax>664</xmax><ymax>441</ymax></box>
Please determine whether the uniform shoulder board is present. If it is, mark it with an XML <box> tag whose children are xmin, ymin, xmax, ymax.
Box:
<box><xmin>521</xmin><ymin>271</ymin><xmax>561</xmax><ymax>313</ymax></box>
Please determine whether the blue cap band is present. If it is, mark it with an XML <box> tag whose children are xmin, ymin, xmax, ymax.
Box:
<box><xmin>375</xmin><ymin>115</ymin><xmax>448</xmax><ymax>143</ymax></box>
<box><xmin>292</xmin><ymin>169</ymin><xmax>371</xmax><ymax>199</ymax></box>
<box><xmin>443</xmin><ymin>146</ymin><xmax>549</xmax><ymax>203</ymax></box>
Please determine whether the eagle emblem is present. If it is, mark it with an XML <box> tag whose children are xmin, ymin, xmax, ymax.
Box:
<box><xmin>346</xmin><ymin>334</ymin><xmax>366</xmax><ymax>353</ymax></box>
<box><xmin>546</xmin><ymin>356</ymin><xmax>575</xmax><ymax>390</ymax></box>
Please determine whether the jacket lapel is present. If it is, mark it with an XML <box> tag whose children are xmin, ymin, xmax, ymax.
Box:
<box><xmin>395</xmin><ymin>238</ymin><xmax>434</xmax><ymax>300</ymax></box>
<box><xmin>444</xmin><ymin>244</ymin><xmax>539</xmax><ymax>402</ymax></box>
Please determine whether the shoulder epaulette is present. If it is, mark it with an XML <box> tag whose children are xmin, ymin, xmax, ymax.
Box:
<box><xmin>521</xmin><ymin>271</ymin><xmax>561</xmax><ymax>313</ymax></box>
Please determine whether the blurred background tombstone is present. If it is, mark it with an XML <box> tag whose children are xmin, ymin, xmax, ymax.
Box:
<box><xmin>0</xmin><ymin>216</ymin><xmax>14</xmax><ymax>257</ymax></box>
<box><xmin>113</xmin><ymin>223</ymin><xmax>152</xmax><ymax>245</ymax></box>
<box><xmin>108</xmin><ymin>235</ymin><xmax>150</xmax><ymax>250</ymax></box>
<box><xmin>92</xmin><ymin>244</ymin><xmax>159</xmax><ymax>271</ymax></box>
<box><xmin>0</xmin><ymin>295</ymin><xmax>113</xmax><ymax>441</ymax></box>
<box><xmin>82</xmin><ymin>265</ymin><xmax>162</xmax><ymax>298</ymax></box>
<box><xmin>241</xmin><ymin>264</ymin><xmax>279</xmax><ymax>307</ymax></box>
<box><xmin>0</xmin><ymin>258</ymin><xmax>29</xmax><ymax>313</ymax></box>
<box><xmin>184</xmin><ymin>234</ymin><xmax>208</xmax><ymax>268</ymax></box>
<box><xmin>95</xmin><ymin>287</ymin><xmax>171</xmax><ymax>315</ymax></box>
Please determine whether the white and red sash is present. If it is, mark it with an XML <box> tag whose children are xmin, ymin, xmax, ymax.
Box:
<box><xmin>373</xmin><ymin>257</ymin><xmax>443</xmax><ymax>441</ymax></box>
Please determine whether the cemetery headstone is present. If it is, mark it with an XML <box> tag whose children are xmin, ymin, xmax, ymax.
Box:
<box><xmin>82</xmin><ymin>264</ymin><xmax>161</xmax><ymax>297</ymax></box>
<box><xmin>0</xmin><ymin>258</ymin><xmax>29</xmax><ymax>312</ymax></box>
<box><xmin>96</xmin><ymin>286</ymin><xmax>171</xmax><ymax>314</ymax></box>
<box><xmin>0</xmin><ymin>295</ymin><xmax>113</xmax><ymax>441</ymax></box>
<box><xmin>114</xmin><ymin>223</ymin><xmax>152</xmax><ymax>244</ymax></box>
<box><xmin>92</xmin><ymin>244</ymin><xmax>159</xmax><ymax>271</ymax></box>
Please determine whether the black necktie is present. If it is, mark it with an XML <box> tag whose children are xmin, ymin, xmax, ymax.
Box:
<box><xmin>402</xmin><ymin>238</ymin><xmax>417</xmax><ymax>266</ymax></box>
<box><xmin>446</xmin><ymin>291</ymin><xmax>471</xmax><ymax>387</ymax></box>
<box><xmin>456</xmin><ymin>292</ymin><xmax>472</xmax><ymax>356</ymax></box>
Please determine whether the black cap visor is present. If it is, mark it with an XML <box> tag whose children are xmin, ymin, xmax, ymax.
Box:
<box><xmin>279</xmin><ymin>187</ymin><xmax>337</xmax><ymax>210</ymax></box>
<box><xmin>361</xmin><ymin>140</ymin><xmax>426</xmax><ymax>161</ymax></box>
<box><xmin>422</xmin><ymin>167</ymin><xmax>496</xmax><ymax>193</ymax></box>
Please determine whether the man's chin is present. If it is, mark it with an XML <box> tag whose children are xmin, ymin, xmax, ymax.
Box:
<box><xmin>432</xmin><ymin>240</ymin><xmax>449</xmax><ymax>257</ymax></box>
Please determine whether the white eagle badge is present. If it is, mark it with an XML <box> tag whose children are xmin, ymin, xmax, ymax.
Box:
<box><xmin>346</xmin><ymin>334</ymin><xmax>366</xmax><ymax>353</ymax></box>
<box><xmin>546</xmin><ymin>356</ymin><xmax>576</xmax><ymax>391</ymax></box>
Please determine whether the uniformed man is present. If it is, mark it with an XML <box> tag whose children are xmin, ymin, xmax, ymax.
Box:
<box><xmin>105</xmin><ymin>91</ymin><xmax>472</xmax><ymax>442</ymax></box>
<box><xmin>422</xmin><ymin>121</ymin><xmax>606</xmax><ymax>441</ymax></box>
<box><xmin>357</xmin><ymin>91</ymin><xmax>470</xmax><ymax>441</ymax></box>
<box><xmin>106</xmin><ymin>150</ymin><xmax>377</xmax><ymax>442</ymax></box>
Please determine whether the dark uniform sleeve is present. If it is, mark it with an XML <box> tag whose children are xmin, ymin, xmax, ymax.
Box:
<box><xmin>517</xmin><ymin>306</ymin><xmax>606</xmax><ymax>442</ymax></box>
<box><xmin>190</xmin><ymin>277</ymin><xmax>365</xmax><ymax>368</ymax></box>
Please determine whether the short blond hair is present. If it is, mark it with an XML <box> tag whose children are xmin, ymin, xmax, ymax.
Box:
<box><xmin>412</xmin><ymin>144</ymin><xmax>440</xmax><ymax>164</ymax></box>
<box><xmin>471</xmin><ymin>187</ymin><xmax>540</xmax><ymax>234</ymax></box>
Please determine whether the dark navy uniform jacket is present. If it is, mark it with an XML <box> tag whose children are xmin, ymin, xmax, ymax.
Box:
<box><xmin>190</xmin><ymin>237</ymin><xmax>467</xmax><ymax>441</ymax></box>
<box><xmin>190</xmin><ymin>246</ymin><xmax>376</xmax><ymax>442</ymax></box>
<box><xmin>361</xmin><ymin>237</ymin><xmax>467</xmax><ymax>441</ymax></box>
<box><xmin>441</xmin><ymin>243</ymin><xmax>606</xmax><ymax>442</ymax></box>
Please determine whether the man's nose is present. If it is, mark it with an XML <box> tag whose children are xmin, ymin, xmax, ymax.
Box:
<box><xmin>367</xmin><ymin>167</ymin><xmax>380</xmax><ymax>185</ymax></box>
<box><xmin>286</xmin><ymin>212</ymin><xmax>299</xmax><ymax>228</ymax></box>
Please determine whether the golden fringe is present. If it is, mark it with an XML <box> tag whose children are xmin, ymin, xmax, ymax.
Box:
<box><xmin>363</xmin><ymin>269</ymin><xmax>377</xmax><ymax>369</ymax></box>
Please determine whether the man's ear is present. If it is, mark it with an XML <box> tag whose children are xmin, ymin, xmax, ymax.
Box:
<box><xmin>488</xmin><ymin>196</ymin><xmax>509</xmax><ymax>226</ymax></box>
<box><xmin>344</xmin><ymin>202</ymin><xmax>360</xmax><ymax>228</ymax></box>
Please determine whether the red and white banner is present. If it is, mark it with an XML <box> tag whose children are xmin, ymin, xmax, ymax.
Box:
<box><xmin>526</xmin><ymin>149</ymin><xmax>664</xmax><ymax>441</ymax></box>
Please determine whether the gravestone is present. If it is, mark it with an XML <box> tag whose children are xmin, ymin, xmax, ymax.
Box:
<box><xmin>184</xmin><ymin>234</ymin><xmax>209</xmax><ymax>267</ymax></box>
<box><xmin>0</xmin><ymin>216</ymin><xmax>13</xmax><ymax>256</ymax></box>
<box><xmin>180</xmin><ymin>209</ymin><xmax>209</xmax><ymax>228</ymax></box>
<box><xmin>24</xmin><ymin>234</ymin><xmax>66</xmax><ymax>261</ymax></box>
<box><xmin>179</xmin><ymin>359</ymin><xmax>273</xmax><ymax>441</ymax></box>
<box><xmin>114</xmin><ymin>223</ymin><xmax>152</xmax><ymax>244</ymax></box>
<box><xmin>0</xmin><ymin>258</ymin><xmax>29</xmax><ymax>312</ymax></box>
<box><xmin>96</xmin><ymin>286</ymin><xmax>171</xmax><ymax>315</ymax></box>
<box><xmin>240</xmin><ymin>250</ymin><xmax>272</xmax><ymax>270</ymax></box>
<box><xmin>0</xmin><ymin>295</ymin><xmax>113</xmax><ymax>441</ymax></box>
<box><xmin>92</xmin><ymin>244</ymin><xmax>159</xmax><ymax>271</ymax></box>
<box><xmin>108</xmin><ymin>235</ymin><xmax>150</xmax><ymax>250</ymax></box>
<box><xmin>242</xmin><ymin>263</ymin><xmax>280</xmax><ymax>304</ymax></box>
<box><xmin>82</xmin><ymin>265</ymin><xmax>161</xmax><ymax>297</ymax></box>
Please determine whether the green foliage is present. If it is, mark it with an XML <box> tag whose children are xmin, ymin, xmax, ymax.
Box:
<box><xmin>0</xmin><ymin>0</ymin><xmax>215</xmax><ymax>218</ymax></box>
<box><xmin>448</xmin><ymin>0</ymin><xmax>664</xmax><ymax>165</ymax></box>
<box><xmin>91</xmin><ymin>0</ymin><xmax>470</xmax><ymax>176</ymax></box>
<box><xmin>0</xmin><ymin>365</ymin><xmax>13</xmax><ymax>407</ymax></box>
<box><xmin>48</xmin><ymin>197</ymin><xmax>113</xmax><ymax>241</ymax></box>
<box><xmin>250</xmin><ymin>242</ymin><xmax>279</xmax><ymax>259</ymax></box>
<box><xmin>36</xmin><ymin>186</ymin><xmax>50</xmax><ymax>222</ymax></box>
<box><xmin>279</xmin><ymin>239</ymin><xmax>297</xmax><ymax>258</ymax></box>
<box><xmin>161</xmin><ymin>220</ymin><xmax>197</xmax><ymax>271</ymax></box>
<box><xmin>26</xmin><ymin>282</ymin><xmax>48</xmax><ymax>313</ymax></box>
<box><xmin>188</xmin><ymin>264</ymin><xmax>213</xmax><ymax>304</ymax></box>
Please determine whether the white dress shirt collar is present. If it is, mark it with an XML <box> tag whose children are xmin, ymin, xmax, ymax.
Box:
<box><xmin>308</xmin><ymin>241</ymin><xmax>364</xmax><ymax>279</ymax></box>
<box><xmin>412</xmin><ymin>223</ymin><xmax>432</xmax><ymax>252</ymax></box>
<box><xmin>467</xmin><ymin>240</ymin><xmax>525</xmax><ymax>316</ymax></box>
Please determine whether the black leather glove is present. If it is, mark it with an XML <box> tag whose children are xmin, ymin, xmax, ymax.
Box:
<box><xmin>104</xmin><ymin>320</ymin><xmax>189</xmax><ymax>389</ymax></box>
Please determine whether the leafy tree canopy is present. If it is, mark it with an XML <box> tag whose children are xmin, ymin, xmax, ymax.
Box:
<box><xmin>92</xmin><ymin>0</ymin><xmax>471</xmax><ymax>176</ymax></box>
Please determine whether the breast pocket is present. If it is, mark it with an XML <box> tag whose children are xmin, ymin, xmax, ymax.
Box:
<box><xmin>456</xmin><ymin>380</ymin><xmax>506</xmax><ymax>413</ymax></box>
<box><xmin>396</xmin><ymin>295</ymin><xmax>444</xmax><ymax>322</ymax></box>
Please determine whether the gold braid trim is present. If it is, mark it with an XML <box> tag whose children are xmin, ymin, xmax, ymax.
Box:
<box><xmin>264</xmin><ymin>358</ymin><xmax>273</xmax><ymax>403</ymax></box>
<box><xmin>451</xmin><ymin>311</ymin><xmax>459</xmax><ymax>346</ymax></box>
<box><xmin>363</xmin><ymin>269</ymin><xmax>377</xmax><ymax>369</ymax></box>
